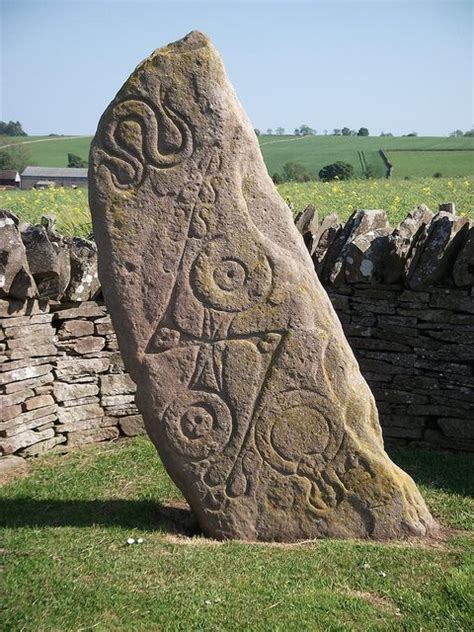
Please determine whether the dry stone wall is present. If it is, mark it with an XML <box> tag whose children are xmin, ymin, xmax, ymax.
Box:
<box><xmin>0</xmin><ymin>300</ymin><xmax>144</xmax><ymax>457</ymax></box>
<box><xmin>1</xmin><ymin>204</ymin><xmax>473</xmax><ymax>457</ymax></box>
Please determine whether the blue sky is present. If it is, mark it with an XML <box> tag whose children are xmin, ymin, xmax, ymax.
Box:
<box><xmin>1</xmin><ymin>0</ymin><xmax>472</xmax><ymax>136</ymax></box>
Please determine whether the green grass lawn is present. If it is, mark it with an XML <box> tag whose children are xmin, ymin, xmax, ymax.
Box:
<box><xmin>1</xmin><ymin>437</ymin><xmax>472</xmax><ymax>631</ymax></box>
<box><xmin>258</xmin><ymin>135</ymin><xmax>474</xmax><ymax>180</ymax></box>
<box><xmin>386</xmin><ymin>150</ymin><xmax>474</xmax><ymax>179</ymax></box>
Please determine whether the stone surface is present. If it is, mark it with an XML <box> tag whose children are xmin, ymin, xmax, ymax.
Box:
<box><xmin>295</xmin><ymin>205</ymin><xmax>319</xmax><ymax>254</ymax></box>
<box><xmin>312</xmin><ymin>213</ymin><xmax>341</xmax><ymax>278</ymax></box>
<box><xmin>453</xmin><ymin>224</ymin><xmax>474</xmax><ymax>287</ymax></box>
<box><xmin>0</xmin><ymin>210</ymin><xmax>37</xmax><ymax>300</ymax></box>
<box><xmin>408</xmin><ymin>212</ymin><xmax>469</xmax><ymax>289</ymax></box>
<box><xmin>89</xmin><ymin>32</ymin><xmax>436</xmax><ymax>542</ymax></box>
<box><xmin>21</xmin><ymin>223</ymin><xmax>71</xmax><ymax>300</ymax></box>
<box><xmin>64</xmin><ymin>237</ymin><xmax>101</xmax><ymax>302</ymax></box>
<box><xmin>384</xmin><ymin>204</ymin><xmax>433</xmax><ymax>284</ymax></box>
<box><xmin>344</xmin><ymin>227</ymin><xmax>390</xmax><ymax>284</ymax></box>
<box><xmin>325</xmin><ymin>210</ymin><xmax>390</xmax><ymax>285</ymax></box>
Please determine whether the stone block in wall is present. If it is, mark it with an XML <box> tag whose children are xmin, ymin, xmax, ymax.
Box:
<box><xmin>326</xmin><ymin>210</ymin><xmax>390</xmax><ymax>285</ymax></box>
<box><xmin>56</xmin><ymin>403</ymin><xmax>103</xmax><ymax>425</ymax></box>
<box><xmin>54</xmin><ymin>357</ymin><xmax>109</xmax><ymax>378</ymax></box>
<box><xmin>2</xmin><ymin>371</ymin><xmax>53</xmax><ymax>395</ymax></box>
<box><xmin>344</xmin><ymin>229</ymin><xmax>390</xmax><ymax>284</ymax></box>
<box><xmin>103</xmin><ymin>405</ymin><xmax>140</xmax><ymax>417</ymax></box>
<box><xmin>66</xmin><ymin>426</ymin><xmax>119</xmax><ymax>448</ymax></box>
<box><xmin>1</xmin><ymin>427</ymin><xmax>55</xmax><ymax>455</ymax></box>
<box><xmin>438</xmin><ymin>418</ymin><xmax>474</xmax><ymax>440</ymax></box>
<box><xmin>19</xmin><ymin>435</ymin><xmax>67</xmax><ymax>457</ymax></box>
<box><xmin>94</xmin><ymin>316</ymin><xmax>114</xmax><ymax>336</ymax></box>
<box><xmin>312</xmin><ymin>213</ymin><xmax>341</xmax><ymax>277</ymax></box>
<box><xmin>100</xmin><ymin>373</ymin><xmax>135</xmax><ymax>396</ymax></box>
<box><xmin>453</xmin><ymin>224</ymin><xmax>474</xmax><ymax>287</ymax></box>
<box><xmin>383</xmin><ymin>204</ymin><xmax>433</xmax><ymax>284</ymax></box>
<box><xmin>0</xmin><ymin>407</ymin><xmax>57</xmax><ymax>437</ymax></box>
<box><xmin>57</xmin><ymin>336</ymin><xmax>105</xmax><ymax>355</ymax></box>
<box><xmin>24</xmin><ymin>394</ymin><xmax>55</xmax><ymax>411</ymax></box>
<box><xmin>407</xmin><ymin>212</ymin><xmax>469</xmax><ymax>289</ymax></box>
<box><xmin>52</xmin><ymin>303</ymin><xmax>107</xmax><ymax>320</ymax></box>
<box><xmin>0</xmin><ymin>210</ymin><xmax>37</xmax><ymax>300</ymax></box>
<box><xmin>57</xmin><ymin>319</ymin><xmax>95</xmax><ymax>339</ymax></box>
<box><xmin>0</xmin><ymin>363</ymin><xmax>53</xmax><ymax>387</ymax></box>
<box><xmin>0</xmin><ymin>389</ymin><xmax>35</xmax><ymax>408</ymax></box>
<box><xmin>0</xmin><ymin>298</ymin><xmax>49</xmax><ymax>318</ymax></box>
<box><xmin>429</xmin><ymin>290</ymin><xmax>474</xmax><ymax>314</ymax></box>
<box><xmin>382</xmin><ymin>426</ymin><xmax>423</xmax><ymax>440</ymax></box>
<box><xmin>22</xmin><ymin>223</ymin><xmax>71</xmax><ymax>300</ymax></box>
<box><xmin>64</xmin><ymin>237</ymin><xmax>100</xmax><ymax>302</ymax></box>
<box><xmin>53</xmin><ymin>381</ymin><xmax>99</xmax><ymax>402</ymax></box>
<box><xmin>118</xmin><ymin>415</ymin><xmax>146</xmax><ymax>437</ymax></box>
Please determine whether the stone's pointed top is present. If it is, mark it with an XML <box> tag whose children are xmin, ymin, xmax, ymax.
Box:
<box><xmin>162</xmin><ymin>30</ymin><xmax>211</xmax><ymax>54</ymax></box>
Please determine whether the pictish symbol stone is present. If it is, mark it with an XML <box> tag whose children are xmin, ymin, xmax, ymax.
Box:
<box><xmin>89</xmin><ymin>31</ymin><xmax>438</xmax><ymax>541</ymax></box>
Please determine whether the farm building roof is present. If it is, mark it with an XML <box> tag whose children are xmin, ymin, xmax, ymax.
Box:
<box><xmin>21</xmin><ymin>166</ymin><xmax>88</xmax><ymax>178</ymax></box>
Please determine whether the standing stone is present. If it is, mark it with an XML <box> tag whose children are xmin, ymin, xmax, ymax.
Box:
<box><xmin>89</xmin><ymin>31</ymin><xmax>436</xmax><ymax>542</ymax></box>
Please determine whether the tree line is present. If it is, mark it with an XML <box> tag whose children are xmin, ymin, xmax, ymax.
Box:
<box><xmin>0</xmin><ymin>120</ymin><xmax>27</xmax><ymax>136</ymax></box>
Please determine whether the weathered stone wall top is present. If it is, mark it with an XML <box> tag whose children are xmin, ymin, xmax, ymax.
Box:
<box><xmin>297</xmin><ymin>204</ymin><xmax>473</xmax><ymax>290</ymax></box>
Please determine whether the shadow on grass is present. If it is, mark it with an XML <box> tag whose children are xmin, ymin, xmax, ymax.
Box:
<box><xmin>0</xmin><ymin>498</ymin><xmax>200</xmax><ymax>535</ymax></box>
<box><xmin>388</xmin><ymin>448</ymin><xmax>474</xmax><ymax>498</ymax></box>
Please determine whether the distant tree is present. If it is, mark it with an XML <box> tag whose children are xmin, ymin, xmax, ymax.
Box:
<box><xmin>297</xmin><ymin>124</ymin><xmax>316</xmax><ymax>136</ymax></box>
<box><xmin>254</xmin><ymin>128</ymin><xmax>261</xmax><ymax>136</ymax></box>
<box><xmin>350</xmin><ymin>130</ymin><xmax>357</xmax><ymax>136</ymax></box>
<box><xmin>0</xmin><ymin>142</ymin><xmax>31</xmax><ymax>172</ymax></box>
<box><xmin>0</xmin><ymin>120</ymin><xmax>27</xmax><ymax>136</ymax></box>
<box><xmin>282</xmin><ymin>161</ymin><xmax>314</xmax><ymax>182</ymax></box>
<box><xmin>406</xmin><ymin>132</ymin><xmax>418</xmax><ymax>137</ymax></box>
<box><xmin>294</xmin><ymin>128</ymin><xmax>300</xmax><ymax>136</ymax></box>
<box><xmin>380</xmin><ymin>131</ymin><xmax>393</xmax><ymax>137</ymax></box>
<box><xmin>319</xmin><ymin>161</ymin><xmax>354</xmax><ymax>182</ymax></box>
<box><xmin>341</xmin><ymin>127</ymin><xmax>351</xmax><ymax>136</ymax></box>
<box><xmin>276</xmin><ymin>127</ymin><xmax>285</xmax><ymax>135</ymax></box>
<box><xmin>68</xmin><ymin>153</ymin><xmax>88</xmax><ymax>168</ymax></box>
<box><xmin>450</xmin><ymin>130</ymin><xmax>464</xmax><ymax>137</ymax></box>
<box><xmin>272</xmin><ymin>172</ymin><xmax>283</xmax><ymax>184</ymax></box>
<box><xmin>464</xmin><ymin>129</ymin><xmax>474</xmax><ymax>137</ymax></box>
<box><xmin>266</xmin><ymin>128</ymin><xmax>273</xmax><ymax>135</ymax></box>
<box><xmin>357</xmin><ymin>127</ymin><xmax>369</xmax><ymax>136</ymax></box>
<box><xmin>433</xmin><ymin>171</ymin><xmax>443</xmax><ymax>178</ymax></box>
<box><xmin>333</xmin><ymin>129</ymin><xmax>341</xmax><ymax>136</ymax></box>
<box><xmin>323</xmin><ymin>129</ymin><xmax>328</xmax><ymax>136</ymax></box>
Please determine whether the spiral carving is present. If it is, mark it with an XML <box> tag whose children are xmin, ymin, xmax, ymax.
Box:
<box><xmin>97</xmin><ymin>93</ymin><xmax>193</xmax><ymax>189</ymax></box>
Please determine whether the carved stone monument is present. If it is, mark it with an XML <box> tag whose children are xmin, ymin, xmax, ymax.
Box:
<box><xmin>89</xmin><ymin>31</ymin><xmax>437</xmax><ymax>541</ymax></box>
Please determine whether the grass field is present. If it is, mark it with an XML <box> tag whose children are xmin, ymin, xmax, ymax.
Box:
<box><xmin>2</xmin><ymin>134</ymin><xmax>473</xmax><ymax>179</ymax></box>
<box><xmin>386</xmin><ymin>150</ymin><xmax>474</xmax><ymax>179</ymax></box>
<box><xmin>1</xmin><ymin>176</ymin><xmax>472</xmax><ymax>236</ymax></box>
<box><xmin>1</xmin><ymin>437</ymin><xmax>472</xmax><ymax>631</ymax></box>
